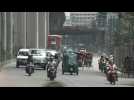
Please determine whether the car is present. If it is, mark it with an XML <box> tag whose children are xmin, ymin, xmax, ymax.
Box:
<box><xmin>16</xmin><ymin>49</ymin><xmax>30</xmax><ymax>68</ymax></box>
<box><xmin>30</xmin><ymin>49</ymin><xmax>48</xmax><ymax>70</ymax></box>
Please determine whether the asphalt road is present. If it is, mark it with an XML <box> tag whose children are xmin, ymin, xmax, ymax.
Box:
<box><xmin>0</xmin><ymin>56</ymin><xmax>134</xmax><ymax>87</ymax></box>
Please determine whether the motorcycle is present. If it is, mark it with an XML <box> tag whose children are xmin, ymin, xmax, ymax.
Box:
<box><xmin>47</xmin><ymin>57</ymin><xmax>57</xmax><ymax>81</ymax></box>
<box><xmin>106</xmin><ymin>67</ymin><xmax>117</xmax><ymax>85</ymax></box>
<box><xmin>47</xmin><ymin>66</ymin><xmax>57</xmax><ymax>81</ymax></box>
<box><xmin>25</xmin><ymin>62</ymin><xmax>34</xmax><ymax>76</ymax></box>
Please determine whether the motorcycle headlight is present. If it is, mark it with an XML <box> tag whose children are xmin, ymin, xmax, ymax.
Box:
<box><xmin>43</xmin><ymin>58</ymin><xmax>47</xmax><ymax>63</ymax></box>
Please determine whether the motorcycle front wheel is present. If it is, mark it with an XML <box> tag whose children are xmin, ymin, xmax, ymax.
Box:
<box><xmin>76</xmin><ymin>71</ymin><xmax>79</xmax><ymax>75</ymax></box>
<box><xmin>50</xmin><ymin>77</ymin><xmax>54</xmax><ymax>81</ymax></box>
<box><xmin>28</xmin><ymin>73</ymin><xmax>31</xmax><ymax>76</ymax></box>
<box><xmin>113</xmin><ymin>81</ymin><xmax>116</xmax><ymax>85</ymax></box>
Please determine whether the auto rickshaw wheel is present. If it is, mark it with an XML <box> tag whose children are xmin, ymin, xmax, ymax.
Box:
<box><xmin>16</xmin><ymin>65</ymin><xmax>19</xmax><ymax>68</ymax></box>
<box><xmin>43</xmin><ymin>66</ymin><xmax>46</xmax><ymax>70</ymax></box>
<box><xmin>29</xmin><ymin>73</ymin><xmax>31</xmax><ymax>76</ymax></box>
<box><xmin>62</xmin><ymin>71</ymin><xmax>64</xmax><ymax>75</ymax></box>
<box><xmin>76</xmin><ymin>71</ymin><xmax>79</xmax><ymax>75</ymax></box>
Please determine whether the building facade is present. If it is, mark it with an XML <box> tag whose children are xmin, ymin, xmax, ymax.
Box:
<box><xmin>70</xmin><ymin>12</ymin><xmax>98</xmax><ymax>28</ymax></box>
<box><xmin>96</xmin><ymin>12</ymin><xmax>107</xmax><ymax>30</ymax></box>
<box><xmin>104</xmin><ymin>12</ymin><xmax>119</xmax><ymax>54</ymax></box>
<box><xmin>63</xmin><ymin>16</ymin><xmax>72</xmax><ymax>27</ymax></box>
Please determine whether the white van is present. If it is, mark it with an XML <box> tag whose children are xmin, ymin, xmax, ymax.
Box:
<box><xmin>16</xmin><ymin>49</ymin><xmax>30</xmax><ymax>68</ymax></box>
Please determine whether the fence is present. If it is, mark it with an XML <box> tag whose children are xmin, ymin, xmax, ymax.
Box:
<box><xmin>114</xmin><ymin>40</ymin><xmax>134</xmax><ymax>77</ymax></box>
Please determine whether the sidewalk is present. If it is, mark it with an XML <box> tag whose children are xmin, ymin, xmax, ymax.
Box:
<box><xmin>0</xmin><ymin>58</ymin><xmax>16</xmax><ymax>71</ymax></box>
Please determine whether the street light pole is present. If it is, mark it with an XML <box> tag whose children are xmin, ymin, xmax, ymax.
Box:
<box><xmin>44</xmin><ymin>12</ymin><xmax>49</xmax><ymax>49</ymax></box>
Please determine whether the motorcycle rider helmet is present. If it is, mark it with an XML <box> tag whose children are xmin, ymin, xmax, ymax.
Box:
<box><xmin>110</xmin><ymin>55</ymin><xmax>113</xmax><ymax>58</ymax></box>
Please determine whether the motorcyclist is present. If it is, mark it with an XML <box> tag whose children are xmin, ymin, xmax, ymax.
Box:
<box><xmin>107</xmin><ymin>61</ymin><xmax>118</xmax><ymax>81</ymax></box>
<box><xmin>54</xmin><ymin>53</ymin><xmax>59</xmax><ymax>66</ymax></box>
<box><xmin>109</xmin><ymin>55</ymin><xmax>114</xmax><ymax>64</ymax></box>
<box><xmin>26</xmin><ymin>53</ymin><xmax>34</xmax><ymax>75</ymax></box>
<box><xmin>27</xmin><ymin>53</ymin><xmax>33</xmax><ymax>65</ymax></box>
<box><xmin>46</xmin><ymin>54</ymin><xmax>53</xmax><ymax>71</ymax></box>
<box><xmin>47</xmin><ymin>55</ymin><xmax>57</xmax><ymax>78</ymax></box>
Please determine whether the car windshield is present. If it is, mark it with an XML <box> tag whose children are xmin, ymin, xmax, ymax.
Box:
<box><xmin>40</xmin><ymin>50</ymin><xmax>47</xmax><ymax>55</ymax></box>
<box><xmin>31</xmin><ymin>50</ymin><xmax>41</xmax><ymax>55</ymax></box>
<box><xmin>18</xmin><ymin>51</ymin><xmax>29</xmax><ymax>56</ymax></box>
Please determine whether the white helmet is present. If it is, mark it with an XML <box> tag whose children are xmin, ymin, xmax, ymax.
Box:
<box><xmin>110</xmin><ymin>55</ymin><xmax>113</xmax><ymax>58</ymax></box>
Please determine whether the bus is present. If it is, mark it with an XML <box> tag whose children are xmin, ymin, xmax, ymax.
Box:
<box><xmin>48</xmin><ymin>35</ymin><xmax>62</xmax><ymax>50</ymax></box>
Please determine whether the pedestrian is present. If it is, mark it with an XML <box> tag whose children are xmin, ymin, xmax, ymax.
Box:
<box><xmin>98</xmin><ymin>56</ymin><xmax>105</xmax><ymax>72</ymax></box>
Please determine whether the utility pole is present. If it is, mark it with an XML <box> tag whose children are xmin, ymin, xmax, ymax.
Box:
<box><xmin>10</xmin><ymin>12</ymin><xmax>13</xmax><ymax>58</ymax></box>
<box><xmin>24</xmin><ymin>12</ymin><xmax>27</xmax><ymax>48</ymax></box>
<box><xmin>44</xmin><ymin>12</ymin><xmax>49</xmax><ymax>49</ymax></box>
<box><xmin>36</xmin><ymin>12</ymin><xmax>39</xmax><ymax>48</ymax></box>
<box><xmin>4</xmin><ymin>12</ymin><xmax>7</xmax><ymax>63</ymax></box>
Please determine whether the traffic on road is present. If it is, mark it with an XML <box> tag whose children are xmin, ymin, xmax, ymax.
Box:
<box><xmin>0</xmin><ymin>47</ymin><xmax>134</xmax><ymax>87</ymax></box>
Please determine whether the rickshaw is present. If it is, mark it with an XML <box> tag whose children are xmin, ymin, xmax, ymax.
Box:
<box><xmin>62</xmin><ymin>48</ymin><xmax>79</xmax><ymax>75</ymax></box>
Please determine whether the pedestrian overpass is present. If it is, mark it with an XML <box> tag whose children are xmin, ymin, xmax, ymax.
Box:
<box><xmin>61</xmin><ymin>26</ymin><xmax>105</xmax><ymax>52</ymax></box>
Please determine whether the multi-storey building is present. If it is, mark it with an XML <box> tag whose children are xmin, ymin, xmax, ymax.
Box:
<box><xmin>70</xmin><ymin>12</ymin><xmax>98</xmax><ymax>28</ymax></box>
<box><xmin>104</xmin><ymin>12</ymin><xmax>119</xmax><ymax>54</ymax></box>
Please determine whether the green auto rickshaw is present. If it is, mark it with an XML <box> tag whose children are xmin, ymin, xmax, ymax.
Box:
<box><xmin>62</xmin><ymin>49</ymin><xmax>79</xmax><ymax>75</ymax></box>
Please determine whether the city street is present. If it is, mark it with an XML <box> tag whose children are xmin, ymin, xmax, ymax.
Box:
<box><xmin>0</xmin><ymin>55</ymin><xmax>134</xmax><ymax>87</ymax></box>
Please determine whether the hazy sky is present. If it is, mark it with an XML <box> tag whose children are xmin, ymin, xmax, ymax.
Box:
<box><xmin>65</xmin><ymin>12</ymin><xmax>70</xmax><ymax>17</ymax></box>
<box><xmin>65</xmin><ymin>12</ymin><xmax>98</xmax><ymax>17</ymax></box>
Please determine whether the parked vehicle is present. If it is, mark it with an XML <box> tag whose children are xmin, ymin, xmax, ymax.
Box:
<box><xmin>16</xmin><ymin>49</ymin><xmax>30</xmax><ymax>68</ymax></box>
